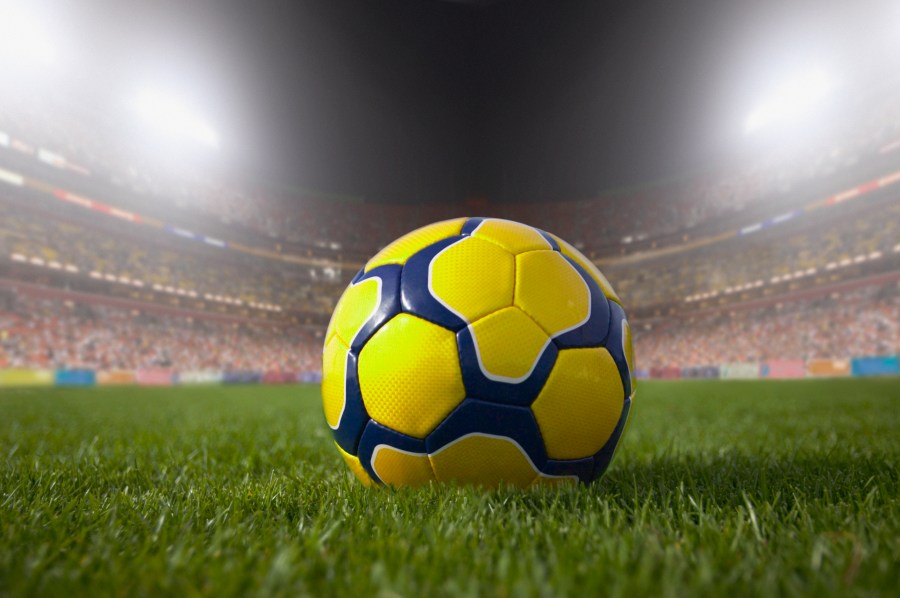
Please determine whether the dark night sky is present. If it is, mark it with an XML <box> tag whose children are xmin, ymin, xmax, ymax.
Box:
<box><xmin>60</xmin><ymin>0</ymin><xmax>897</xmax><ymax>202</ymax></box>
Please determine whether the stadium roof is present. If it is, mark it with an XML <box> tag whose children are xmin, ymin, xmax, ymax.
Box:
<box><xmin>19</xmin><ymin>0</ymin><xmax>898</xmax><ymax>204</ymax></box>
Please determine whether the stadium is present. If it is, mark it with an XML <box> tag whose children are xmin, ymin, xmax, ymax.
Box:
<box><xmin>1</xmin><ymin>0</ymin><xmax>898</xmax><ymax>595</ymax></box>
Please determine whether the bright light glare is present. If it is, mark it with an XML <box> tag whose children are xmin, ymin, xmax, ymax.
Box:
<box><xmin>744</xmin><ymin>69</ymin><xmax>836</xmax><ymax>134</ymax></box>
<box><xmin>0</xmin><ymin>4</ymin><xmax>57</xmax><ymax>66</ymax></box>
<box><xmin>135</xmin><ymin>89</ymin><xmax>220</xmax><ymax>149</ymax></box>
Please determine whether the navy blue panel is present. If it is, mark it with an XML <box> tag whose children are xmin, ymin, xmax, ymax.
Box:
<box><xmin>553</xmin><ymin>256</ymin><xmax>612</xmax><ymax>349</ymax></box>
<box><xmin>536</xmin><ymin>229</ymin><xmax>560</xmax><ymax>251</ymax></box>
<box><xmin>349</xmin><ymin>264</ymin><xmax>403</xmax><ymax>352</ymax></box>
<box><xmin>400</xmin><ymin>237</ymin><xmax>468</xmax><ymax>331</ymax></box>
<box><xmin>460</xmin><ymin>217</ymin><xmax>485</xmax><ymax>236</ymax></box>
<box><xmin>543</xmin><ymin>456</ymin><xmax>595</xmax><ymax>483</ymax></box>
<box><xmin>457</xmin><ymin>326</ymin><xmax>557</xmax><ymax>406</ymax></box>
<box><xmin>331</xmin><ymin>351</ymin><xmax>370</xmax><ymax>455</ymax></box>
<box><xmin>357</xmin><ymin>420</ymin><xmax>429</xmax><ymax>485</ymax></box>
<box><xmin>604</xmin><ymin>300</ymin><xmax>633</xmax><ymax>397</ymax></box>
<box><xmin>425</xmin><ymin>398</ymin><xmax>548</xmax><ymax>471</ymax></box>
<box><xmin>588</xmin><ymin>394</ymin><xmax>631</xmax><ymax>482</ymax></box>
<box><xmin>350</xmin><ymin>266</ymin><xmax>366</xmax><ymax>284</ymax></box>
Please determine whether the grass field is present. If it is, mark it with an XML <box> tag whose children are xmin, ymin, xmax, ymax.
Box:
<box><xmin>1</xmin><ymin>379</ymin><xmax>898</xmax><ymax>597</ymax></box>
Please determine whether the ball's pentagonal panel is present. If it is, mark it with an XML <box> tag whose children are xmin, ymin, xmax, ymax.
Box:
<box><xmin>515</xmin><ymin>250</ymin><xmax>590</xmax><ymax>338</ymax></box>
<box><xmin>326</xmin><ymin>276</ymin><xmax>381</xmax><ymax>347</ymax></box>
<box><xmin>469</xmin><ymin>218</ymin><xmax>553</xmax><ymax>254</ymax></box>
<box><xmin>358</xmin><ymin>313</ymin><xmax>466</xmax><ymax>438</ymax></box>
<box><xmin>622</xmin><ymin>318</ymin><xmax>636</xmax><ymax>393</ymax></box>
<box><xmin>543</xmin><ymin>455</ymin><xmax>595</xmax><ymax>481</ymax></box>
<box><xmin>429</xmin><ymin>236</ymin><xmax>515</xmax><ymax>323</ymax></box>
<box><xmin>357</xmin><ymin>420</ymin><xmax>429</xmax><ymax>485</ymax></box>
<box><xmin>330</xmin><ymin>352</ymin><xmax>370</xmax><ymax>454</ymax></box>
<box><xmin>429</xmin><ymin>435</ymin><xmax>539</xmax><ymax>488</ymax></box>
<box><xmin>550</xmin><ymin>233</ymin><xmax>622</xmax><ymax>306</ymax></box>
<box><xmin>321</xmin><ymin>334</ymin><xmax>349</xmax><ymax>429</ymax></box>
<box><xmin>590</xmin><ymin>395</ymin><xmax>633</xmax><ymax>482</ymax></box>
<box><xmin>426</xmin><ymin>399</ymin><xmax>546</xmax><ymax>463</ymax></box>
<box><xmin>372</xmin><ymin>446</ymin><xmax>435</xmax><ymax>487</ymax></box>
<box><xmin>604</xmin><ymin>300</ymin><xmax>635</xmax><ymax>398</ymax></box>
<box><xmin>335</xmin><ymin>442</ymin><xmax>375</xmax><ymax>487</ymax></box>
<box><xmin>365</xmin><ymin>218</ymin><xmax>467</xmax><ymax>272</ymax></box>
<box><xmin>401</xmin><ymin>237</ymin><xmax>469</xmax><ymax>331</ymax></box>
<box><xmin>458</xmin><ymin>329</ymin><xmax>557</xmax><ymax>406</ymax></box>
<box><xmin>552</xmin><ymin>260</ymin><xmax>611</xmax><ymax>349</ymax></box>
<box><xmin>469</xmin><ymin>306</ymin><xmax>550</xmax><ymax>382</ymax></box>
<box><xmin>532</xmin><ymin>348</ymin><xmax>625</xmax><ymax>460</ymax></box>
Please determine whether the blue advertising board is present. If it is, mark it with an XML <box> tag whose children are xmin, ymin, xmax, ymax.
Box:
<box><xmin>851</xmin><ymin>356</ymin><xmax>899</xmax><ymax>377</ymax></box>
<box><xmin>54</xmin><ymin>369</ymin><xmax>97</xmax><ymax>387</ymax></box>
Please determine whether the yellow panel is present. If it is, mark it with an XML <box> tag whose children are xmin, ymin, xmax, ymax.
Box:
<box><xmin>471</xmin><ymin>218</ymin><xmax>551</xmax><ymax>254</ymax></box>
<box><xmin>551</xmin><ymin>234</ymin><xmax>622</xmax><ymax>305</ymax></box>
<box><xmin>429</xmin><ymin>435</ymin><xmax>537</xmax><ymax>488</ymax></box>
<box><xmin>365</xmin><ymin>218</ymin><xmax>467</xmax><ymax>272</ymax></box>
<box><xmin>532</xmin><ymin>348</ymin><xmax>624</xmax><ymax>460</ymax></box>
<box><xmin>321</xmin><ymin>335</ymin><xmax>349</xmax><ymax>429</ymax></box>
<box><xmin>371</xmin><ymin>445</ymin><xmax>435</xmax><ymax>487</ymax></box>
<box><xmin>622</xmin><ymin>318</ymin><xmax>636</xmax><ymax>391</ymax></box>
<box><xmin>335</xmin><ymin>442</ymin><xmax>375</xmax><ymax>487</ymax></box>
<box><xmin>327</xmin><ymin>277</ymin><xmax>381</xmax><ymax>347</ymax></box>
<box><xmin>430</xmin><ymin>236</ymin><xmax>514</xmax><ymax>323</ymax></box>
<box><xmin>469</xmin><ymin>307</ymin><xmax>549</xmax><ymax>382</ymax></box>
<box><xmin>358</xmin><ymin>314</ymin><xmax>466</xmax><ymax>438</ymax></box>
<box><xmin>515</xmin><ymin>250</ymin><xmax>590</xmax><ymax>337</ymax></box>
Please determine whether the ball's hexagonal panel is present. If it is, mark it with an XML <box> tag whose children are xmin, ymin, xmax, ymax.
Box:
<box><xmin>365</xmin><ymin>218</ymin><xmax>466</xmax><ymax>272</ymax></box>
<box><xmin>371</xmin><ymin>445</ymin><xmax>435</xmax><ymax>487</ymax></box>
<box><xmin>335</xmin><ymin>442</ymin><xmax>375</xmax><ymax>487</ymax></box>
<box><xmin>358</xmin><ymin>313</ymin><xmax>466</xmax><ymax>438</ymax></box>
<box><xmin>429</xmin><ymin>236</ymin><xmax>515</xmax><ymax>323</ymax></box>
<box><xmin>515</xmin><ymin>250</ymin><xmax>590</xmax><ymax>338</ymax></box>
<box><xmin>429</xmin><ymin>435</ymin><xmax>538</xmax><ymax>487</ymax></box>
<box><xmin>532</xmin><ymin>347</ymin><xmax>624</xmax><ymax>460</ymax></box>
<box><xmin>326</xmin><ymin>276</ymin><xmax>381</xmax><ymax>347</ymax></box>
<box><xmin>550</xmin><ymin>233</ymin><xmax>622</xmax><ymax>305</ymax></box>
<box><xmin>470</xmin><ymin>218</ymin><xmax>552</xmax><ymax>254</ymax></box>
<box><xmin>321</xmin><ymin>334</ymin><xmax>349</xmax><ymax>429</ymax></box>
<box><xmin>469</xmin><ymin>306</ymin><xmax>550</xmax><ymax>382</ymax></box>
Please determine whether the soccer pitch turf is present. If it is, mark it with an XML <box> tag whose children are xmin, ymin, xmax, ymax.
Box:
<box><xmin>1</xmin><ymin>380</ymin><xmax>898</xmax><ymax>596</ymax></box>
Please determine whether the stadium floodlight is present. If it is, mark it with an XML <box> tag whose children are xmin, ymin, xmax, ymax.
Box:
<box><xmin>0</xmin><ymin>3</ymin><xmax>57</xmax><ymax>67</ymax></box>
<box><xmin>744</xmin><ymin>69</ymin><xmax>836</xmax><ymax>134</ymax></box>
<box><xmin>134</xmin><ymin>89</ymin><xmax>220</xmax><ymax>149</ymax></box>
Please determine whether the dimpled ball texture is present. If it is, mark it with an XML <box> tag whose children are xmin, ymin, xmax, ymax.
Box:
<box><xmin>321</xmin><ymin>218</ymin><xmax>635</xmax><ymax>488</ymax></box>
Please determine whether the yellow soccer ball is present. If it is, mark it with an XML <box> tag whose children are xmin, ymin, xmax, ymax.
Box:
<box><xmin>322</xmin><ymin>218</ymin><xmax>634</xmax><ymax>487</ymax></box>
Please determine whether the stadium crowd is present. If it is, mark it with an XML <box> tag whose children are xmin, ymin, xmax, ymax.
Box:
<box><xmin>0</xmin><ymin>289</ymin><xmax>320</xmax><ymax>372</ymax></box>
<box><xmin>1</xmin><ymin>281</ymin><xmax>896</xmax><ymax>372</ymax></box>
<box><xmin>634</xmin><ymin>284</ymin><xmax>900</xmax><ymax>368</ymax></box>
<box><xmin>608</xmin><ymin>200</ymin><xmax>900</xmax><ymax>308</ymax></box>
<box><xmin>4</xmin><ymin>189</ymin><xmax>897</xmax><ymax>319</ymax></box>
<box><xmin>3</xmin><ymin>83</ymin><xmax>900</xmax><ymax>257</ymax></box>
<box><xmin>2</xmin><ymin>85</ymin><xmax>900</xmax><ymax>377</ymax></box>
<box><xmin>0</xmin><ymin>203</ymin><xmax>345</xmax><ymax>315</ymax></box>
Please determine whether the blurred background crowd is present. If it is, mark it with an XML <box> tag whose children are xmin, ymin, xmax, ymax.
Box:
<box><xmin>1</xmin><ymin>61</ymin><xmax>899</xmax><ymax>375</ymax></box>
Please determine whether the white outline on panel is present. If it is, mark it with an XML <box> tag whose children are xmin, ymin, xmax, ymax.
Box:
<box><xmin>428</xmin><ymin>228</ymin><xmax>591</xmax><ymax>384</ymax></box>
<box><xmin>330</xmin><ymin>276</ymin><xmax>382</xmax><ymax>431</ymax></box>
<box><xmin>371</xmin><ymin>433</ymin><xmax>578</xmax><ymax>484</ymax></box>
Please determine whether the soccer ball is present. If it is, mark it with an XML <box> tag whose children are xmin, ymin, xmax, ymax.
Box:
<box><xmin>322</xmin><ymin>218</ymin><xmax>634</xmax><ymax>487</ymax></box>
